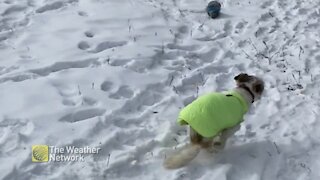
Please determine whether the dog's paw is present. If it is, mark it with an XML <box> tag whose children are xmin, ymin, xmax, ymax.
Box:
<box><xmin>206</xmin><ymin>147</ymin><xmax>219</xmax><ymax>154</ymax></box>
<box><xmin>206</xmin><ymin>142</ymin><xmax>224</xmax><ymax>153</ymax></box>
<box><xmin>206</xmin><ymin>145</ymin><xmax>222</xmax><ymax>154</ymax></box>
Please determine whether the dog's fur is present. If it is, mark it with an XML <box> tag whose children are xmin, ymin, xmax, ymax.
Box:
<box><xmin>164</xmin><ymin>73</ymin><xmax>264</xmax><ymax>169</ymax></box>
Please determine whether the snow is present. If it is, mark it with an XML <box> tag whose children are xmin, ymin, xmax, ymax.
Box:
<box><xmin>1</xmin><ymin>0</ymin><xmax>320</xmax><ymax>179</ymax></box>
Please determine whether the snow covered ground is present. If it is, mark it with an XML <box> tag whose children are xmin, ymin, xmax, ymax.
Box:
<box><xmin>1</xmin><ymin>0</ymin><xmax>320</xmax><ymax>179</ymax></box>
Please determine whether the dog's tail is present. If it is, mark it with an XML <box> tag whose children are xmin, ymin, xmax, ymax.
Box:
<box><xmin>163</xmin><ymin>144</ymin><xmax>201</xmax><ymax>169</ymax></box>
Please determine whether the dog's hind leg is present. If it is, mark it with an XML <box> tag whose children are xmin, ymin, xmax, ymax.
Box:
<box><xmin>213</xmin><ymin>125</ymin><xmax>241</xmax><ymax>151</ymax></box>
<box><xmin>163</xmin><ymin>127</ymin><xmax>205</xmax><ymax>169</ymax></box>
<box><xmin>190</xmin><ymin>127</ymin><xmax>213</xmax><ymax>148</ymax></box>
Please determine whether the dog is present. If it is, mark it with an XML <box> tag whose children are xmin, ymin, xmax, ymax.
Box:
<box><xmin>163</xmin><ymin>73</ymin><xmax>265</xmax><ymax>169</ymax></box>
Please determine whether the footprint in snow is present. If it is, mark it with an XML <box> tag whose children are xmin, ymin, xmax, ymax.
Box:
<box><xmin>78</xmin><ymin>11</ymin><xmax>88</xmax><ymax>17</ymax></box>
<box><xmin>84</xmin><ymin>31</ymin><xmax>94</xmax><ymax>38</ymax></box>
<box><xmin>1</xmin><ymin>5</ymin><xmax>27</xmax><ymax>16</ymax></box>
<box><xmin>100</xmin><ymin>81</ymin><xmax>113</xmax><ymax>92</ymax></box>
<box><xmin>78</xmin><ymin>41</ymin><xmax>90</xmax><ymax>50</ymax></box>
<box><xmin>109</xmin><ymin>85</ymin><xmax>134</xmax><ymax>99</ymax></box>
<box><xmin>59</xmin><ymin>108</ymin><xmax>106</xmax><ymax>123</ymax></box>
<box><xmin>91</xmin><ymin>41</ymin><xmax>127</xmax><ymax>53</ymax></box>
<box><xmin>36</xmin><ymin>1</ymin><xmax>64</xmax><ymax>13</ymax></box>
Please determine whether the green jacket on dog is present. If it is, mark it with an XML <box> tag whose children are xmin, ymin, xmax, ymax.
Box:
<box><xmin>178</xmin><ymin>91</ymin><xmax>248</xmax><ymax>138</ymax></box>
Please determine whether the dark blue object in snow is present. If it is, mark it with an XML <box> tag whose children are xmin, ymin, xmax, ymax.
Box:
<box><xmin>206</xmin><ymin>1</ymin><xmax>221</xmax><ymax>18</ymax></box>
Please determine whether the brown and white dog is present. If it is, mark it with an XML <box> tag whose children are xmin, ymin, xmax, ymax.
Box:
<box><xmin>164</xmin><ymin>73</ymin><xmax>265</xmax><ymax>169</ymax></box>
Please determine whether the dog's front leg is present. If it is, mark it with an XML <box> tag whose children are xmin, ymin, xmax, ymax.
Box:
<box><xmin>212</xmin><ymin>125</ymin><xmax>241</xmax><ymax>151</ymax></box>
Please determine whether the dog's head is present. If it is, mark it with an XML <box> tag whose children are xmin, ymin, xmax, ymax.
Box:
<box><xmin>234</xmin><ymin>73</ymin><xmax>264</xmax><ymax>100</ymax></box>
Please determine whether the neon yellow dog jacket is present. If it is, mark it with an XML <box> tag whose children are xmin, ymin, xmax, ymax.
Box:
<box><xmin>178</xmin><ymin>91</ymin><xmax>248</xmax><ymax>138</ymax></box>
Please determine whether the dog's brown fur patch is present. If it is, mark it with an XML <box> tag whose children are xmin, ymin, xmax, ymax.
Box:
<box><xmin>253</xmin><ymin>82</ymin><xmax>264</xmax><ymax>94</ymax></box>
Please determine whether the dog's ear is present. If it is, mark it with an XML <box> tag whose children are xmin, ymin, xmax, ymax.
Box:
<box><xmin>234</xmin><ymin>73</ymin><xmax>250</xmax><ymax>82</ymax></box>
<box><xmin>253</xmin><ymin>83</ymin><xmax>264</xmax><ymax>94</ymax></box>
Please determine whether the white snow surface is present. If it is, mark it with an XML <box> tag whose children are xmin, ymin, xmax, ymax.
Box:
<box><xmin>1</xmin><ymin>0</ymin><xmax>320</xmax><ymax>179</ymax></box>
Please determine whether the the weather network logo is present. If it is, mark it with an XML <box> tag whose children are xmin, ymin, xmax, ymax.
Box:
<box><xmin>32</xmin><ymin>145</ymin><xmax>49</xmax><ymax>162</ymax></box>
<box><xmin>31</xmin><ymin>144</ymin><xmax>101</xmax><ymax>162</ymax></box>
